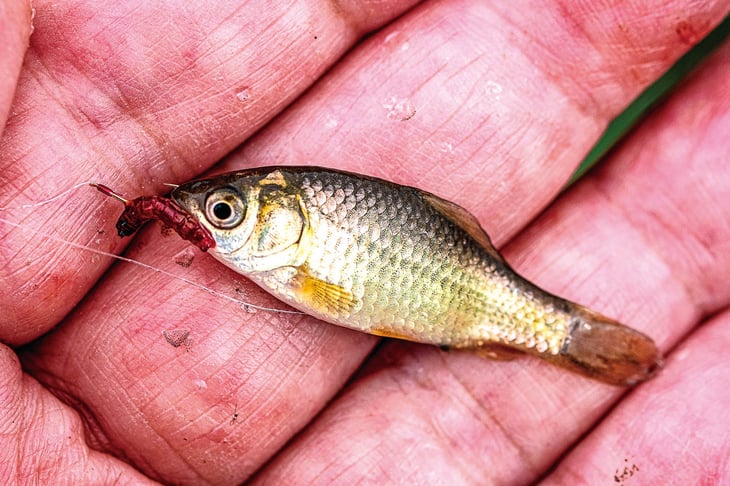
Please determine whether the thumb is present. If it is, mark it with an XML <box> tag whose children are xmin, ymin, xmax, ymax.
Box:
<box><xmin>0</xmin><ymin>344</ymin><xmax>154</xmax><ymax>483</ymax></box>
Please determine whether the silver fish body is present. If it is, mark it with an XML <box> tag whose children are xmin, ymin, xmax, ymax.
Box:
<box><xmin>171</xmin><ymin>166</ymin><xmax>661</xmax><ymax>385</ymax></box>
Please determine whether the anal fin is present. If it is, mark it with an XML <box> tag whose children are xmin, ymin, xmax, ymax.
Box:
<box><xmin>369</xmin><ymin>326</ymin><xmax>416</xmax><ymax>341</ymax></box>
<box><xmin>472</xmin><ymin>343</ymin><xmax>524</xmax><ymax>361</ymax></box>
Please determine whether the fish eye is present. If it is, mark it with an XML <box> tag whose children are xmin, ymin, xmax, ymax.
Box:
<box><xmin>204</xmin><ymin>188</ymin><xmax>245</xmax><ymax>229</ymax></box>
<box><xmin>212</xmin><ymin>202</ymin><xmax>232</xmax><ymax>220</ymax></box>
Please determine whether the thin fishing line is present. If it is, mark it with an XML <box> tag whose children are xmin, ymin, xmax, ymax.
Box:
<box><xmin>0</xmin><ymin>181</ymin><xmax>97</xmax><ymax>210</ymax></box>
<box><xmin>0</xmin><ymin>215</ymin><xmax>303</xmax><ymax>315</ymax></box>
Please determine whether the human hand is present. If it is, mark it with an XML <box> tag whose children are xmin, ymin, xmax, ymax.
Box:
<box><xmin>1</xmin><ymin>1</ymin><xmax>729</xmax><ymax>484</ymax></box>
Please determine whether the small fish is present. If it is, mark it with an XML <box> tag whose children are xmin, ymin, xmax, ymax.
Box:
<box><xmin>97</xmin><ymin>167</ymin><xmax>662</xmax><ymax>386</ymax></box>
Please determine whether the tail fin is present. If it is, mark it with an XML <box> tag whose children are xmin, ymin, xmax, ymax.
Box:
<box><xmin>547</xmin><ymin>309</ymin><xmax>663</xmax><ymax>386</ymax></box>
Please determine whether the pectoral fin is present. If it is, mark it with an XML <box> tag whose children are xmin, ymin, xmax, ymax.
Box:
<box><xmin>293</xmin><ymin>266</ymin><xmax>356</xmax><ymax>316</ymax></box>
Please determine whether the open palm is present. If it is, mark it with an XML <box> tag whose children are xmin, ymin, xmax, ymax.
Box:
<box><xmin>1</xmin><ymin>1</ymin><xmax>729</xmax><ymax>484</ymax></box>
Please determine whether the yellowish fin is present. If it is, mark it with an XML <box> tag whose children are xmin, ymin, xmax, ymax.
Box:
<box><xmin>293</xmin><ymin>266</ymin><xmax>356</xmax><ymax>316</ymax></box>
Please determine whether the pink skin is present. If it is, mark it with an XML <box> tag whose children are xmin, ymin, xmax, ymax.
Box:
<box><xmin>0</xmin><ymin>1</ymin><xmax>729</xmax><ymax>484</ymax></box>
<box><xmin>0</xmin><ymin>0</ymin><xmax>31</xmax><ymax>137</ymax></box>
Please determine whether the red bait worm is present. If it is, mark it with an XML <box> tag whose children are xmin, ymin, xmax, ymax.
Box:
<box><xmin>91</xmin><ymin>183</ymin><xmax>215</xmax><ymax>251</ymax></box>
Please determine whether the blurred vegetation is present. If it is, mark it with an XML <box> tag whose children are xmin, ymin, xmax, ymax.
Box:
<box><xmin>568</xmin><ymin>14</ymin><xmax>730</xmax><ymax>186</ymax></box>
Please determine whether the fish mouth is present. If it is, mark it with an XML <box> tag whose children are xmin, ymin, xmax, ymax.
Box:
<box><xmin>169</xmin><ymin>186</ymin><xmax>224</xmax><ymax>250</ymax></box>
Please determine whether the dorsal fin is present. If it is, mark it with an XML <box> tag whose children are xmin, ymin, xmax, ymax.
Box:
<box><xmin>420</xmin><ymin>192</ymin><xmax>504</xmax><ymax>262</ymax></box>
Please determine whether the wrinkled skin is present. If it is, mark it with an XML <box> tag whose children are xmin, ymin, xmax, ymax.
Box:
<box><xmin>1</xmin><ymin>0</ymin><xmax>729</xmax><ymax>484</ymax></box>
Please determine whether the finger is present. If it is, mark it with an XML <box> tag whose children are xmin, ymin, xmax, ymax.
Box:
<box><xmin>543</xmin><ymin>309</ymin><xmax>730</xmax><ymax>484</ymax></box>
<box><xmin>225</xmin><ymin>1</ymin><xmax>727</xmax><ymax>244</ymax></box>
<box><xmin>0</xmin><ymin>0</ymin><xmax>32</xmax><ymax>134</ymax></box>
<box><xmin>252</xmin><ymin>19</ymin><xmax>730</xmax><ymax>485</ymax></box>
<box><xmin>0</xmin><ymin>0</ymin><xmax>422</xmax><ymax>343</ymax></box>
<box><xmin>0</xmin><ymin>344</ymin><xmax>158</xmax><ymax>484</ymax></box>
<box><xmin>24</xmin><ymin>1</ymin><xmax>730</xmax><ymax>484</ymax></box>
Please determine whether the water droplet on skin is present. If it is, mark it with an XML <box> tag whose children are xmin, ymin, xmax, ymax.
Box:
<box><xmin>384</xmin><ymin>31</ymin><xmax>400</xmax><ymax>43</ymax></box>
<box><xmin>325</xmin><ymin>115</ymin><xmax>339</xmax><ymax>129</ymax></box>
<box><xmin>236</xmin><ymin>88</ymin><xmax>251</xmax><ymax>102</ymax></box>
<box><xmin>485</xmin><ymin>81</ymin><xmax>503</xmax><ymax>101</ymax></box>
<box><xmin>486</xmin><ymin>81</ymin><xmax>503</xmax><ymax>94</ymax></box>
<box><xmin>194</xmin><ymin>379</ymin><xmax>207</xmax><ymax>389</ymax></box>
<box><xmin>438</xmin><ymin>141</ymin><xmax>454</xmax><ymax>154</ymax></box>
<box><xmin>383</xmin><ymin>30</ymin><xmax>409</xmax><ymax>52</ymax></box>
<box><xmin>384</xmin><ymin>96</ymin><xmax>416</xmax><ymax>121</ymax></box>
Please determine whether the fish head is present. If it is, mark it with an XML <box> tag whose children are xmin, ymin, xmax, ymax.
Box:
<box><xmin>172</xmin><ymin>169</ymin><xmax>310</xmax><ymax>273</ymax></box>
